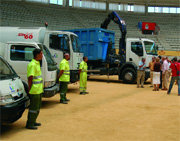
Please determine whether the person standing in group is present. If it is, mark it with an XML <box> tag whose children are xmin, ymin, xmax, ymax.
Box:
<box><xmin>177</xmin><ymin>59</ymin><xmax>180</xmax><ymax>95</ymax></box>
<box><xmin>167</xmin><ymin>57</ymin><xmax>180</xmax><ymax>95</ymax></box>
<box><xmin>58</xmin><ymin>53</ymin><xmax>70</xmax><ymax>104</ymax></box>
<box><xmin>26</xmin><ymin>49</ymin><xmax>43</xmax><ymax>130</ymax></box>
<box><xmin>162</xmin><ymin>57</ymin><xmax>169</xmax><ymax>90</ymax></box>
<box><xmin>158</xmin><ymin>56</ymin><xmax>163</xmax><ymax>89</ymax></box>
<box><xmin>79</xmin><ymin>56</ymin><xmax>88</xmax><ymax>95</ymax></box>
<box><xmin>137</xmin><ymin>58</ymin><xmax>146</xmax><ymax>88</ymax></box>
<box><xmin>167</xmin><ymin>57</ymin><xmax>172</xmax><ymax>82</ymax></box>
<box><xmin>149</xmin><ymin>56</ymin><xmax>155</xmax><ymax>87</ymax></box>
<box><xmin>153</xmin><ymin>57</ymin><xmax>161</xmax><ymax>91</ymax></box>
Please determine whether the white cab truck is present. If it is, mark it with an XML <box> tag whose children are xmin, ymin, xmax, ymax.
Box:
<box><xmin>0</xmin><ymin>55</ymin><xmax>29</xmax><ymax>124</ymax></box>
<box><xmin>121</xmin><ymin>38</ymin><xmax>158</xmax><ymax>82</ymax></box>
<box><xmin>125</xmin><ymin>38</ymin><xmax>157</xmax><ymax>68</ymax></box>
<box><xmin>0</xmin><ymin>41</ymin><xmax>58</xmax><ymax>98</ymax></box>
<box><xmin>0</xmin><ymin>27</ymin><xmax>83</xmax><ymax>83</ymax></box>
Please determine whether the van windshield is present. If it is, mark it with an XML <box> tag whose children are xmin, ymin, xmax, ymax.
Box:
<box><xmin>38</xmin><ymin>44</ymin><xmax>57</xmax><ymax>71</ymax></box>
<box><xmin>0</xmin><ymin>58</ymin><xmax>17</xmax><ymax>80</ymax></box>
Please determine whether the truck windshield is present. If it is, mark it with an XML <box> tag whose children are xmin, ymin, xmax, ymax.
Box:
<box><xmin>38</xmin><ymin>44</ymin><xmax>57</xmax><ymax>71</ymax></box>
<box><xmin>0</xmin><ymin>58</ymin><xmax>17</xmax><ymax>80</ymax></box>
<box><xmin>144</xmin><ymin>41</ymin><xmax>158</xmax><ymax>55</ymax></box>
<box><xmin>70</xmin><ymin>35</ymin><xmax>81</xmax><ymax>53</ymax></box>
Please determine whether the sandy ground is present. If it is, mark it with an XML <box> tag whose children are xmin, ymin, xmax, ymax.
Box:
<box><xmin>1</xmin><ymin>76</ymin><xmax>180</xmax><ymax>141</ymax></box>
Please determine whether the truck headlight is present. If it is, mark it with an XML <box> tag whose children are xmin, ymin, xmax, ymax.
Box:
<box><xmin>0</xmin><ymin>95</ymin><xmax>14</xmax><ymax>105</ymax></box>
<box><xmin>44</xmin><ymin>81</ymin><xmax>55</xmax><ymax>88</ymax></box>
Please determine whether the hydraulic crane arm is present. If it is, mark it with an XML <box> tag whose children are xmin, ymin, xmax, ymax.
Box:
<box><xmin>101</xmin><ymin>11</ymin><xmax>126</xmax><ymax>38</ymax></box>
<box><xmin>101</xmin><ymin>11</ymin><xmax>127</xmax><ymax>62</ymax></box>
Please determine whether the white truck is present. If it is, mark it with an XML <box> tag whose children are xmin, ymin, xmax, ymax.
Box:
<box><xmin>0</xmin><ymin>54</ymin><xmax>29</xmax><ymax>124</ymax></box>
<box><xmin>70</xmin><ymin>27</ymin><xmax>158</xmax><ymax>83</ymax></box>
<box><xmin>0</xmin><ymin>41</ymin><xmax>58</xmax><ymax>98</ymax></box>
<box><xmin>0</xmin><ymin>27</ymin><xmax>83</xmax><ymax>83</ymax></box>
<box><xmin>73</xmin><ymin>11</ymin><xmax>158</xmax><ymax>83</ymax></box>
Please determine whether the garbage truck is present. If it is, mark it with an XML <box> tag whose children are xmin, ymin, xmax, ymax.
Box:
<box><xmin>68</xmin><ymin>11</ymin><xmax>158</xmax><ymax>83</ymax></box>
<box><xmin>0</xmin><ymin>27</ymin><xmax>83</xmax><ymax>83</ymax></box>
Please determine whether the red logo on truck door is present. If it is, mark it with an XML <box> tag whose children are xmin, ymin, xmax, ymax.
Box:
<box><xmin>18</xmin><ymin>33</ymin><xmax>33</xmax><ymax>39</ymax></box>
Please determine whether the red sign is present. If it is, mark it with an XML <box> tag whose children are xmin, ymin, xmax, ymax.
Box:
<box><xmin>18</xmin><ymin>33</ymin><xmax>33</xmax><ymax>39</ymax></box>
<box><xmin>142</xmin><ymin>22</ymin><xmax>156</xmax><ymax>31</ymax></box>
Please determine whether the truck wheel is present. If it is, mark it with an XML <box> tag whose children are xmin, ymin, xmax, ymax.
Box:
<box><xmin>121</xmin><ymin>68</ymin><xmax>136</xmax><ymax>84</ymax></box>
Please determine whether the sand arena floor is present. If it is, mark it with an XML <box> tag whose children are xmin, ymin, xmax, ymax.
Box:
<box><xmin>1</xmin><ymin>76</ymin><xmax>180</xmax><ymax>141</ymax></box>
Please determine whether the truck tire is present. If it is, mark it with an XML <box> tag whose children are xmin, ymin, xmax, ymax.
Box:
<box><xmin>121</xmin><ymin>68</ymin><xmax>136</xmax><ymax>84</ymax></box>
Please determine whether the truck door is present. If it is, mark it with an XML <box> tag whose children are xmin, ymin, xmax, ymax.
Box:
<box><xmin>7</xmin><ymin>44</ymin><xmax>39</xmax><ymax>82</ymax></box>
<box><xmin>127</xmin><ymin>40</ymin><xmax>144</xmax><ymax>66</ymax></box>
<box><xmin>49</xmin><ymin>34</ymin><xmax>70</xmax><ymax>67</ymax></box>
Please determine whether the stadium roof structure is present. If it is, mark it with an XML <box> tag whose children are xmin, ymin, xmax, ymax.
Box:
<box><xmin>88</xmin><ymin>0</ymin><xmax>179</xmax><ymax>7</ymax></box>
<box><xmin>1</xmin><ymin>0</ymin><xmax>179</xmax><ymax>7</ymax></box>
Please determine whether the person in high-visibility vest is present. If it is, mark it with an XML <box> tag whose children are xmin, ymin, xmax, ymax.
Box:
<box><xmin>58</xmin><ymin>53</ymin><xmax>70</xmax><ymax>104</ymax></box>
<box><xmin>79</xmin><ymin>56</ymin><xmax>88</xmax><ymax>95</ymax></box>
<box><xmin>26</xmin><ymin>49</ymin><xmax>43</xmax><ymax>130</ymax></box>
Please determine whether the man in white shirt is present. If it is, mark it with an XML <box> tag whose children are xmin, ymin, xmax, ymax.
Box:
<box><xmin>137</xmin><ymin>58</ymin><xmax>146</xmax><ymax>88</ymax></box>
<box><xmin>162</xmin><ymin>57</ymin><xmax>169</xmax><ymax>90</ymax></box>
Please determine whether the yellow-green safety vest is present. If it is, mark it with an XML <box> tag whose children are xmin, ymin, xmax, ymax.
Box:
<box><xmin>79</xmin><ymin>61</ymin><xmax>88</xmax><ymax>74</ymax></box>
<box><xmin>27</xmin><ymin>59</ymin><xmax>43</xmax><ymax>94</ymax></box>
<box><xmin>59</xmin><ymin>59</ymin><xmax>70</xmax><ymax>82</ymax></box>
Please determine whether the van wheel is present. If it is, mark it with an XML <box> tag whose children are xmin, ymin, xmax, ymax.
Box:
<box><xmin>122</xmin><ymin>68</ymin><xmax>136</xmax><ymax>84</ymax></box>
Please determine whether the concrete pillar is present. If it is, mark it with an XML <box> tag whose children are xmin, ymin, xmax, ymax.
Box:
<box><xmin>72</xmin><ymin>0</ymin><xmax>74</xmax><ymax>7</ymax></box>
<box><xmin>63</xmin><ymin>0</ymin><xmax>65</xmax><ymax>6</ymax></box>
<box><xmin>66</xmin><ymin>0</ymin><xmax>69</xmax><ymax>7</ymax></box>
<box><xmin>106</xmin><ymin>0</ymin><xmax>109</xmax><ymax>12</ymax></box>
<box><xmin>145</xmin><ymin>4</ymin><xmax>148</xmax><ymax>15</ymax></box>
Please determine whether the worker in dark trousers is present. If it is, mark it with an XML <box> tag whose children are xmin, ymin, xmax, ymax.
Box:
<box><xmin>79</xmin><ymin>56</ymin><xmax>88</xmax><ymax>95</ymax></box>
<box><xmin>26</xmin><ymin>49</ymin><xmax>43</xmax><ymax>130</ymax></box>
<box><xmin>58</xmin><ymin>53</ymin><xmax>70</xmax><ymax>104</ymax></box>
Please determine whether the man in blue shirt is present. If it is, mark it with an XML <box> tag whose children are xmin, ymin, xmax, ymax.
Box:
<box><xmin>137</xmin><ymin>58</ymin><xmax>146</xmax><ymax>88</ymax></box>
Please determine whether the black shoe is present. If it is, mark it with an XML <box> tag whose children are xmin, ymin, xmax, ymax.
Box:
<box><xmin>85</xmin><ymin>92</ymin><xmax>89</xmax><ymax>94</ymax></box>
<box><xmin>65</xmin><ymin>98</ymin><xmax>70</xmax><ymax>102</ymax></box>
<box><xmin>26</xmin><ymin>126</ymin><xmax>38</xmax><ymax>130</ymax></box>
<box><xmin>80</xmin><ymin>92</ymin><xmax>86</xmax><ymax>95</ymax></box>
<box><xmin>60</xmin><ymin>100</ymin><xmax>68</xmax><ymax>104</ymax></box>
<box><xmin>34</xmin><ymin>122</ymin><xmax>41</xmax><ymax>126</ymax></box>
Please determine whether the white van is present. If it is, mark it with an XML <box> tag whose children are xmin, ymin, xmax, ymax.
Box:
<box><xmin>0</xmin><ymin>42</ymin><xmax>58</xmax><ymax>98</ymax></box>
<box><xmin>0</xmin><ymin>56</ymin><xmax>29</xmax><ymax>124</ymax></box>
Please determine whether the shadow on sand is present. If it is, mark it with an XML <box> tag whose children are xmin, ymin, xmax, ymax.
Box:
<box><xmin>0</xmin><ymin>123</ymin><xmax>26</xmax><ymax>138</ymax></box>
<box><xmin>41</xmin><ymin>99</ymin><xmax>59</xmax><ymax>109</ymax></box>
<box><xmin>88</xmin><ymin>78</ymin><xmax>150</xmax><ymax>85</ymax></box>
